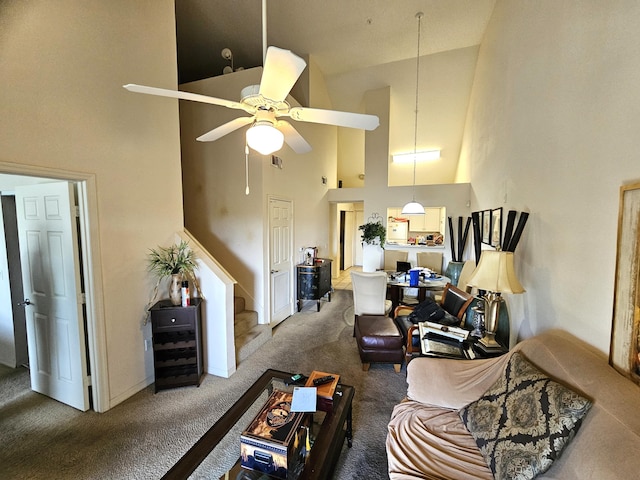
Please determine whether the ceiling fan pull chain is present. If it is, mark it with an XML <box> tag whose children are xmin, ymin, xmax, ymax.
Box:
<box><xmin>245</xmin><ymin>143</ymin><xmax>250</xmax><ymax>195</ymax></box>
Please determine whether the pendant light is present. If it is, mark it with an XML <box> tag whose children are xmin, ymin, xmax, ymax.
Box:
<box><xmin>401</xmin><ymin>12</ymin><xmax>426</xmax><ymax>216</ymax></box>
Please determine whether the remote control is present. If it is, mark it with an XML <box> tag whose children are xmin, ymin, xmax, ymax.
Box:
<box><xmin>313</xmin><ymin>375</ymin><xmax>335</xmax><ymax>386</ymax></box>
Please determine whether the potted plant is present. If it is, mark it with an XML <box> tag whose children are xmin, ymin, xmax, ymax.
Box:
<box><xmin>359</xmin><ymin>218</ymin><xmax>386</xmax><ymax>272</ymax></box>
<box><xmin>359</xmin><ymin>221</ymin><xmax>386</xmax><ymax>246</ymax></box>
<box><xmin>147</xmin><ymin>240</ymin><xmax>199</xmax><ymax>308</ymax></box>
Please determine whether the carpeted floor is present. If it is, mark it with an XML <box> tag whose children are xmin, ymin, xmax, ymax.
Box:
<box><xmin>0</xmin><ymin>289</ymin><xmax>408</xmax><ymax>479</ymax></box>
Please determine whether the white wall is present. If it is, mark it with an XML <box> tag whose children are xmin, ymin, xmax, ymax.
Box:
<box><xmin>328</xmin><ymin>87</ymin><xmax>473</xmax><ymax>271</ymax></box>
<box><xmin>457</xmin><ymin>0</ymin><xmax>640</xmax><ymax>353</ymax></box>
<box><xmin>180</xmin><ymin>59</ymin><xmax>336</xmax><ymax>325</ymax></box>
<box><xmin>0</xmin><ymin>0</ymin><xmax>183</xmax><ymax>408</ymax></box>
<box><xmin>180</xmin><ymin>68</ymin><xmax>266</xmax><ymax>318</ymax></box>
<box><xmin>328</xmin><ymin>46</ymin><xmax>480</xmax><ymax>187</ymax></box>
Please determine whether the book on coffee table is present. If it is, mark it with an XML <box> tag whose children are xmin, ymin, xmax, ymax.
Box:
<box><xmin>305</xmin><ymin>370</ymin><xmax>340</xmax><ymax>410</ymax></box>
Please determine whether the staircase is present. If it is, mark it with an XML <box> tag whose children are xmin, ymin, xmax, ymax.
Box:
<box><xmin>234</xmin><ymin>296</ymin><xmax>271</xmax><ymax>364</ymax></box>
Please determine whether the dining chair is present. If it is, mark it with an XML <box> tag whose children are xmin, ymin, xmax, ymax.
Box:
<box><xmin>350</xmin><ymin>271</ymin><xmax>393</xmax><ymax>334</ymax></box>
<box><xmin>416</xmin><ymin>252</ymin><xmax>443</xmax><ymax>273</ymax></box>
<box><xmin>403</xmin><ymin>251</ymin><xmax>443</xmax><ymax>304</ymax></box>
<box><xmin>384</xmin><ymin>250</ymin><xmax>408</xmax><ymax>271</ymax></box>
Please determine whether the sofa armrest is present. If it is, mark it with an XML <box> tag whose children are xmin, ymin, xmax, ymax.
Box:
<box><xmin>406</xmin><ymin>352</ymin><xmax>512</xmax><ymax>409</ymax></box>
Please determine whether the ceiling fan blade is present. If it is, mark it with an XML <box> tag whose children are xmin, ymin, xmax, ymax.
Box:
<box><xmin>288</xmin><ymin>106</ymin><xmax>380</xmax><ymax>131</ymax></box>
<box><xmin>123</xmin><ymin>84</ymin><xmax>249</xmax><ymax>111</ymax></box>
<box><xmin>196</xmin><ymin>117</ymin><xmax>253</xmax><ymax>142</ymax></box>
<box><xmin>258</xmin><ymin>47</ymin><xmax>307</xmax><ymax>103</ymax></box>
<box><xmin>277</xmin><ymin>121</ymin><xmax>312</xmax><ymax>154</ymax></box>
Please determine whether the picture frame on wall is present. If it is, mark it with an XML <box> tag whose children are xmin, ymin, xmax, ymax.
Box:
<box><xmin>491</xmin><ymin>207</ymin><xmax>503</xmax><ymax>247</ymax></box>
<box><xmin>482</xmin><ymin>210</ymin><xmax>491</xmax><ymax>244</ymax></box>
<box><xmin>610</xmin><ymin>182</ymin><xmax>640</xmax><ymax>384</ymax></box>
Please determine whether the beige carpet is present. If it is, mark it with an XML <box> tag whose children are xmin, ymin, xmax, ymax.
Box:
<box><xmin>0</xmin><ymin>289</ymin><xmax>408</xmax><ymax>479</ymax></box>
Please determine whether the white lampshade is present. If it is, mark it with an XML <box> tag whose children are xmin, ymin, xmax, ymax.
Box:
<box><xmin>467</xmin><ymin>250</ymin><xmax>525</xmax><ymax>294</ymax></box>
<box><xmin>246</xmin><ymin>122</ymin><xmax>284</xmax><ymax>155</ymax></box>
<box><xmin>401</xmin><ymin>201</ymin><xmax>425</xmax><ymax>215</ymax></box>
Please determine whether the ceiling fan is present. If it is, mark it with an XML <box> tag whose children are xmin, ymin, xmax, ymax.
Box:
<box><xmin>124</xmin><ymin>46</ymin><xmax>380</xmax><ymax>155</ymax></box>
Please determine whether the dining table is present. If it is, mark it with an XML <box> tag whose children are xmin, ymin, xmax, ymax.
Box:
<box><xmin>386</xmin><ymin>272</ymin><xmax>451</xmax><ymax>312</ymax></box>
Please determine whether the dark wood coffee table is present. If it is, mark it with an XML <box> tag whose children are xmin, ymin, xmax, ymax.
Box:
<box><xmin>161</xmin><ymin>369</ymin><xmax>354</xmax><ymax>480</ymax></box>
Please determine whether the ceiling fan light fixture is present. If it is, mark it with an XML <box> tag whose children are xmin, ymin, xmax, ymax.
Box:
<box><xmin>246</xmin><ymin>121</ymin><xmax>284</xmax><ymax>155</ymax></box>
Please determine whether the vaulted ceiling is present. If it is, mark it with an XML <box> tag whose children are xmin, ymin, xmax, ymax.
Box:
<box><xmin>176</xmin><ymin>0</ymin><xmax>496</xmax><ymax>84</ymax></box>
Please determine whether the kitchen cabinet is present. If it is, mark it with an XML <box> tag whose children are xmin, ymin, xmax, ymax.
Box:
<box><xmin>297</xmin><ymin>259</ymin><xmax>332</xmax><ymax>312</ymax></box>
<box><xmin>149</xmin><ymin>298</ymin><xmax>204</xmax><ymax>392</ymax></box>
<box><xmin>410</xmin><ymin>208</ymin><xmax>444</xmax><ymax>233</ymax></box>
<box><xmin>387</xmin><ymin>207</ymin><xmax>402</xmax><ymax>219</ymax></box>
<box><xmin>426</xmin><ymin>208</ymin><xmax>444</xmax><ymax>232</ymax></box>
<box><xmin>387</xmin><ymin>207</ymin><xmax>444</xmax><ymax>233</ymax></box>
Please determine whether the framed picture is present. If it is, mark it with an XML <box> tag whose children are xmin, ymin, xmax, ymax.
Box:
<box><xmin>482</xmin><ymin>210</ymin><xmax>491</xmax><ymax>244</ymax></box>
<box><xmin>610</xmin><ymin>182</ymin><xmax>640</xmax><ymax>384</ymax></box>
<box><xmin>491</xmin><ymin>208</ymin><xmax>503</xmax><ymax>247</ymax></box>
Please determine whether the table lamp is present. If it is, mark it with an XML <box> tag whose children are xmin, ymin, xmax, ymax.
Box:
<box><xmin>466</xmin><ymin>250</ymin><xmax>525</xmax><ymax>349</ymax></box>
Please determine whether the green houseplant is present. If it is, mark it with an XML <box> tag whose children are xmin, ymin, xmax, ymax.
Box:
<box><xmin>359</xmin><ymin>221</ymin><xmax>386</xmax><ymax>247</ymax></box>
<box><xmin>147</xmin><ymin>240</ymin><xmax>199</xmax><ymax>308</ymax></box>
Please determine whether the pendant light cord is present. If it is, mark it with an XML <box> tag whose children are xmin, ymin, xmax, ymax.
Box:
<box><xmin>412</xmin><ymin>12</ymin><xmax>423</xmax><ymax>202</ymax></box>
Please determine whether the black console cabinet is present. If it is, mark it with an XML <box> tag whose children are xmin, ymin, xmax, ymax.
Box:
<box><xmin>296</xmin><ymin>259</ymin><xmax>332</xmax><ymax>312</ymax></box>
<box><xmin>149</xmin><ymin>298</ymin><xmax>204</xmax><ymax>392</ymax></box>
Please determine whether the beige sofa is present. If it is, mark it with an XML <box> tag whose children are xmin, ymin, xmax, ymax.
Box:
<box><xmin>386</xmin><ymin>329</ymin><xmax>640</xmax><ymax>479</ymax></box>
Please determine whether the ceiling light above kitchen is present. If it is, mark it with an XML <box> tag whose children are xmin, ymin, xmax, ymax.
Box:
<box><xmin>393</xmin><ymin>150</ymin><xmax>441</xmax><ymax>163</ymax></box>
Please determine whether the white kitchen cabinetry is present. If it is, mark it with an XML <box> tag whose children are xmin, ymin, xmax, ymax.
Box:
<box><xmin>409</xmin><ymin>208</ymin><xmax>444</xmax><ymax>232</ymax></box>
<box><xmin>387</xmin><ymin>207</ymin><xmax>402</xmax><ymax>219</ymax></box>
<box><xmin>425</xmin><ymin>208</ymin><xmax>444</xmax><ymax>232</ymax></box>
<box><xmin>387</xmin><ymin>207</ymin><xmax>445</xmax><ymax>233</ymax></box>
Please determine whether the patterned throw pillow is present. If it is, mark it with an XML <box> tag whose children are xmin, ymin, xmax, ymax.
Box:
<box><xmin>459</xmin><ymin>352</ymin><xmax>592</xmax><ymax>480</ymax></box>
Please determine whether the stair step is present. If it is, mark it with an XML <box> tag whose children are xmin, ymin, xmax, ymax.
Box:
<box><xmin>235</xmin><ymin>309</ymin><xmax>258</xmax><ymax>333</ymax></box>
<box><xmin>233</xmin><ymin>295</ymin><xmax>271</xmax><ymax>364</ymax></box>
<box><xmin>234</xmin><ymin>296</ymin><xmax>245</xmax><ymax>314</ymax></box>
<box><xmin>236</xmin><ymin>323</ymin><xmax>271</xmax><ymax>364</ymax></box>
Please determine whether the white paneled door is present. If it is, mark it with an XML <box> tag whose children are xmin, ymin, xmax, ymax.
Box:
<box><xmin>15</xmin><ymin>182</ymin><xmax>89</xmax><ymax>411</ymax></box>
<box><xmin>269</xmin><ymin>197</ymin><xmax>293</xmax><ymax>326</ymax></box>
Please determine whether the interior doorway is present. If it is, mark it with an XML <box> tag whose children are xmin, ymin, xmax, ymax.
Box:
<box><xmin>0</xmin><ymin>170</ymin><xmax>105</xmax><ymax>412</ymax></box>
<box><xmin>268</xmin><ymin>196</ymin><xmax>294</xmax><ymax>326</ymax></box>
<box><xmin>339</xmin><ymin>211</ymin><xmax>345</xmax><ymax>271</ymax></box>
<box><xmin>0</xmin><ymin>195</ymin><xmax>27</xmax><ymax>368</ymax></box>
<box><xmin>335</xmin><ymin>202</ymin><xmax>363</xmax><ymax>274</ymax></box>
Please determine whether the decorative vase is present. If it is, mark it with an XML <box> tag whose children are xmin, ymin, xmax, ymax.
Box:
<box><xmin>169</xmin><ymin>273</ymin><xmax>182</xmax><ymax>306</ymax></box>
<box><xmin>445</xmin><ymin>261</ymin><xmax>465</xmax><ymax>287</ymax></box>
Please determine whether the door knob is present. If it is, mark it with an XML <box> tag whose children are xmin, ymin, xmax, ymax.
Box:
<box><xmin>18</xmin><ymin>299</ymin><xmax>32</xmax><ymax>306</ymax></box>
<box><xmin>271</xmin><ymin>270</ymin><xmax>279</xmax><ymax>274</ymax></box>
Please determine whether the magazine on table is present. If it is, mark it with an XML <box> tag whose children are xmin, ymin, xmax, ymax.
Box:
<box><xmin>418</xmin><ymin>322</ymin><xmax>474</xmax><ymax>359</ymax></box>
<box><xmin>420</xmin><ymin>335</ymin><xmax>473</xmax><ymax>359</ymax></box>
<box><xmin>421</xmin><ymin>321</ymin><xmax>469</xmax><ymax>342</ymax></box>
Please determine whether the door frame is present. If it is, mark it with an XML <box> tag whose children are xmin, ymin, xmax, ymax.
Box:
<box><xmin>265</xmin><ymin>194</ymin><xmax>294</xmax><ymax>326</ymax></box>
<box><xmin>0</xmin><ymin>162</ymin><xmax>108</xmax><ymax>412</ymax></box>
